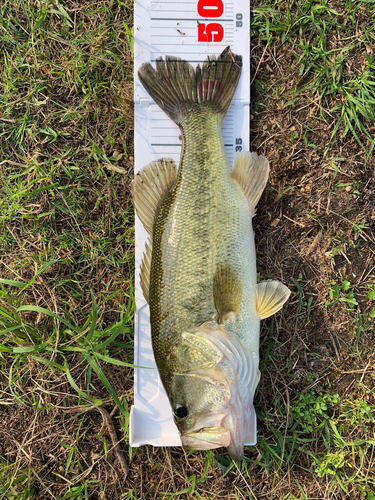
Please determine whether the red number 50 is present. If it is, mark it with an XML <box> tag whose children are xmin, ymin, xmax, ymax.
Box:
<box><xmin>197</xmin><ymin>0</ymin><xmax>224</xmax><ymax>42</ymax></box>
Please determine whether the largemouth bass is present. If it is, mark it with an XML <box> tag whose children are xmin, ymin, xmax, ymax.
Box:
<box><xmin>134</xmin><ymin>50</ymin><xmax>291</xmax><ymax>461</ymax></box>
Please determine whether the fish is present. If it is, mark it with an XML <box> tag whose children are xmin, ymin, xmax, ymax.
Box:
<box><xmin>134</xmin><ymin>49</ymin><xmax>291</xmax><ymax>461</ymax></box>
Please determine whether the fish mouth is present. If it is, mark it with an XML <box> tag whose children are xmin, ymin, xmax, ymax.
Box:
<box><xmin>182</xmin><ymin>427</ymin><xmax>231</xmax><ymax>450</ymax></box>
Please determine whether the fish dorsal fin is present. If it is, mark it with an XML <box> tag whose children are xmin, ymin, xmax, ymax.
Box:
<box><xmin>140</xmin><ymin>238</ymin><xmax>152</xmax><ymax>303</ymax></box>
<box><xmin>213</xmin><ymin>263</ymin><xmax>243</xmax><ymax>324</ymax></box>
<box><xmin>133</xmin><ymin>158</ymin><xmax>177</xmax><ymax>235</ymax></box>
<box><xmin>231</xmin><ymin>151</ymin><xmax>269</xmax><ymax>213</ymax></box>
<box><xmin>255</xmin><ymin>280</ymin><xmax>291</xmax><ymax>319</ymax></box>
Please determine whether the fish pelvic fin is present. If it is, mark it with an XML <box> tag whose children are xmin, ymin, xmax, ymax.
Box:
<box><xmin>231</xmin><ymin>151</ymin><xmax>269</xmax><ymax>214</ymax></box>
<box><xmin>138</xmin><ymin>49</ymin><xmax>242</xmax><ymax>125</ymax></box>
<box><xmin>255</xmin><ymin>280</ymin><xmax>291</xmax><ymax>319</ymax></box>
<box><xmin>213</xmin><ymin>263</ymin><xmax>243</xmax><ymax>324</ymax></box>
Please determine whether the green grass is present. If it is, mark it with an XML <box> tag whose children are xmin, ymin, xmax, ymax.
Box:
<box><xmin>0</xmin><ymin>1</ymin><xmax>136</xmax><ymax>498</ymax></box>
<box><xmin>1</xmin><ymin>0</ymin><xmax>375</xmax><ymax>498</ymax></box>
<box><xmin>0</xmin><ymin>0</ymin><xmax>134</xmax><ymax>317</ymax></box>
<box><xmin>251</xmin><ymin>0</ymin><xmax>375</xmax><ymax>161</ymax></box>
<box><xmin>255</xmin><ymin>391</ymin><xmax>375</xmax><ymax>495</ymax></box>
<box><xmin>0</xmin><ymin>459</ymin><xmax>38</xmax><ymax>500</ymax></box>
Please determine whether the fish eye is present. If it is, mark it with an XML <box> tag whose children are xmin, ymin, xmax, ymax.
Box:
<box><xmin>174</xmin><ymin>405</ymin><xmax>188</xmax><ymax>419</ymax></box>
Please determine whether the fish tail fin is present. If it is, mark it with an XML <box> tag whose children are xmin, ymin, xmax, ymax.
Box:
<box><xmin>138</xmin><ymin>49</ymin><xmax>242</xmax><ymax>125</ymax></box>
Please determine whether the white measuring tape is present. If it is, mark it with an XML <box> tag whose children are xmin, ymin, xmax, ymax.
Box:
<box><xmin>131</xmin><ymin>0</ymin><xmax>254</xmax><ymax>447</ymax></box>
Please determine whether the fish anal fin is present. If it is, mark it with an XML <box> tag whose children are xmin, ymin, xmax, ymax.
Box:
<box><xmin>255</xmin><ymin>280</ymin><xmax>291</xmax><ymax>320</ymax></box>
<box><xmin>231</xmin><ymin>152</ymin><xmax>269</xmax><ymax>213</ymax></box>
<box><xmin>133</xmin><ymin>158</ymin><xmax>177</xmax><ymax>235</ymax></box>
<box><xmin>140</xmin><ymin>238</ymin><xmax>152</xmax><ymax>303</ymax></box>
<box><xmin>213</xmin><ymin>263</ymin><xmax>243</xmax><ymax>324</ymax></box>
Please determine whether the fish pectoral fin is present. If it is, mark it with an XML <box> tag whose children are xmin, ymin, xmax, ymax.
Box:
<box><xmin>213</xmin><ymin>263</ymin><xmax>243</xmax><ymax>323</ymax></box>
<box><xmin>231</xmin><ymin>152</ymin><xmax>269</xmax><ymax>213</ymax></box>
<box><xmin>133</xmin><ymin>158</ymin><xmax>178</xmax><ymax>235</ymax></box>
<box><xmin>255</xmin><ymin>280</ymin><xmax>291</xmax><ymax>319</ymax></box>
<box><xmin>140</xmin><ymin>238</ymin><xmax>152</xmax><ymax>303</ymax></box>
